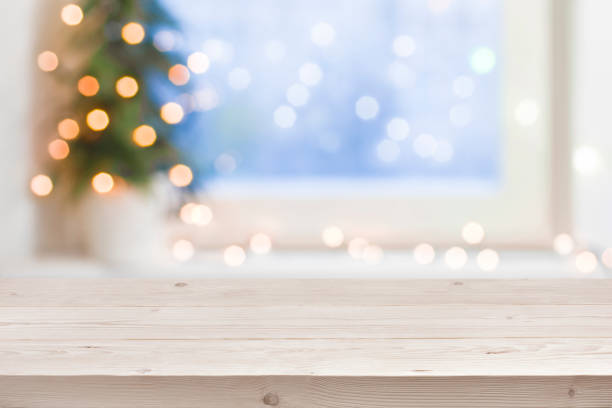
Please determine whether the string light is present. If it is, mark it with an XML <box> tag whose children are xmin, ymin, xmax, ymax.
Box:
<box><xmin>168</xmin><ymin>64</ymin><xmax>190</xmax><ymax>86</ymax></box>
<box><xmin>115</xmin><ymin>76</ymin><xmax>139</xmax><ymax>98</ymax></box>
<box><xmin>462</xmin><ymin>222</ymin><xmax>485</xmax><ymax>245</ymax></box>
<box><xmin>187</xmin><ymin>52</ymin><xmax>210</xmax><ymax>74</ymax></box>
<box><xmin>78</xmin><ymin>75</ymin><xmax>99</xmax><ymax>97</ymax></box>
<box><xmin>445</xmin><ymin>247</ymin><xmax>468</xmax><ymax>270</ymax></box>
<box><xmin>60</xmin><ymin>4</ymin><xmax>83</xmax><ymax>26</ymax></box>
<box><xmin>132</xmin><ymin>125</ymin><xmax>157</xmax><ymax>147</ymax></box>
<box><xmin>121</xmin><ymin>22</ymin><xmax>145</xmax><ymax>45</ymax></box>
<box><xmin>91</xmin><ymin>172</ymin><xmax>114</xmax><ymax>194</ymax></box>
<box><xmin>553</xmin><ymin>233</ymin><xmax>574</xmax><ymax>256</ymax></box>
<box><xmin>86</xmin><ymin>109</ymin><xmax>109</xmax><ymax>131</ymax></box>
<box><xmin>160</xmin><ymin>102</ymin><xmax>184</xmax><ymax>124</ymax></box>
<box><xmin>48</xmin><ymin>139</ymin><xmax>70</xmax><ymax>160</ymax></box>
<box><xmin>30</xmin><ymin>174</ymin><xmax>53</xmax><ymax>197</ymax></box>
<box><xmin>172</xmin><ymin>239</ymin><xmax>194</xmax><ymax>262</ymax></box>
<box><xmin>168</xmin><ymin>164</ymin><xmax>193</xmax><ymax>187</ymax></box>
<box><xmin>322</xmin><ymin>225</ymin><xmax>344</xmax><ymax>248</ymax></box>
<box><xmin>224</xmin><ymin>245</ymin><xmax>246</xmax><ymax>267</ymax></box>
<box><xmin>414</xmin><ymin>243</ymin><xmax>435</xmax><ymax>265</ymax></box>
<box><xmin>250</xmin><ymin>233</ymin><xmax>272</xmax><ymax>255</ymax></box>
<box><xmin>575</xmin><ymin>251</ymin><xmax>598</xmax><ymax>274</ymax></box>
<box><xmin>57</xmin><ymin>118</ymin><xmax>79</xmax><ymax>140</ymax></box>
<box><xmin>476</xmin><ymin>249</ymin><xmax>499</xmax><ymax>271</ymax></box>
<box><xmin>37</xmin><ymin>51</ymin><xmax>59</xmax><ymax>72</ymax></box>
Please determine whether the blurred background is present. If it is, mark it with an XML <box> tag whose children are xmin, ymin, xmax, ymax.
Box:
<box><xmin>1</xmin><ymin>0</ymin><xmax>611</xmax><ymax>277</ymax></box>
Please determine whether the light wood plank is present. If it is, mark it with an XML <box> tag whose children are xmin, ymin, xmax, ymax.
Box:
<box><xmin>1</xmin><ymin>376</ymin><xmax>611</xmax><ymax>408</ymax></box>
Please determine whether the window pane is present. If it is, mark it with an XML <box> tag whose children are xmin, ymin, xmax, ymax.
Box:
<box><xmin>161</xmin><ymin>0</ymin><xmax>502</xmax><ymax>189</ymax></box>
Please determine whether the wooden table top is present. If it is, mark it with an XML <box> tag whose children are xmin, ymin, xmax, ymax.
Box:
<box><xmin>1</xmin><ymin>279</ymin><xmax>612</xmax><ymax>377</ymax></box>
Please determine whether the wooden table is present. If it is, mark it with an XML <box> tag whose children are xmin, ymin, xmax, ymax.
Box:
<box><xmin>1</xmin><ymin>279</ymin><xmax>612</xmax><ymax>407</ymax></box>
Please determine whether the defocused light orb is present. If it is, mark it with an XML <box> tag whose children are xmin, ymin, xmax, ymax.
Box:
<box><xmin>477</xmin><ymin>249</ymin><xmax>499</xmax><ymax>271</ymax></box>
<box><xmin>168</xmin><ymin>164</ymin><xmax>193</xmax><ymax>187</ymax></box>
<box><xmin>286</xmin><ymin>83</ymin><xmax>310</xmax><ymax>107</ymax></box>
<box><xmin>191</xmin><ymin>204</ymin><xmax>213</xmax><ymax>226</ymax></box>
<box><xmin>48</xmin><ymin>139</ymin><xmax>70</xmax><ymax>160</ymax></box>
<box><xmin>322</xmin><ymin>225</ymin><xmax>344</xmax><ymax>248</ymax></box>
<box><xmin>413</xmin><ymin>134</ymin><xmax>438</xmax><ymax>158</ymax></box>
<box><xmin>214</xmin><ymin>153</ymin><xmax>237</xmax><ymax>175</ymax></box>
<box><xmin>187</xmin><ymin>52</ymin><xmax>210</xmax><ymax>74</ymax></box>
<box><xmin>573</xmin><ymin>146</ymin><xmax>602</xmax><ymax>176</ymax></box>
<box><xmin>228</xmin><ymin>67</ymin><xmax>251</xmax><ymax>90</ymax></box>
<box><xmin>355</xmin><ymin>96</ymin><xmax>379</xmax><ymax>120</ymax></box>
<box><xmin>462</xmin><ymin>222</ymin><xmax>485</xmax><ymax>245</ymax></box>
<box><xmin>348</xmin><ymin>237</ymin><xmax>369</xmax><ymax>259</ymax></box>
<box><xmin>37</xmin><ymin>51</ymin><xmax>59</xmax><ymax>72</ymax></box>
<box><xmin>575</xmin><ymin>251</ymin><xmax>598</xmax><ymax>274</ymax></box>
<box><xmin>601</xmin><ymin>248</ymin><xmax>612</xmax><ymax>269</ymax></box>
<box><xmin>86</xmin><ymin>109</ymin><xmax>109</xmax><ymax>131</ymax></box>
<box><xmin>78</xmin><ymin>75</ymin><xmax>99</xmax><ymax>97</ymax></box>
<box><xmin>250</xmin><ymin>233</ymin><xmax>272</xmax><ymax>255</ymax></box>
<box><xmin>264</xmin><ymin>40</ymin><xmax>286</xmax><ymax>63</ymax></box>
<box><xmin>203</xmin><ymin>38</ymin><xmax>234</xmax><ymax>63</ymax></box>
<box><xmin>115</xmin><ymin>76</ymin><xmax>139</xmax><ymax>98</ymax></box>
<box><xmin>432</xmin><ymin>140</ymin><xmax>454</xmax><ymax>163</ymax></box>
<box><xmin>449</xmin><ymin>104</ymin><xmax>472</xmax><ymax>127</ymax></box>
<box><xmin>363</xmin><ymin>245</ymin><xmax>384</xmax><ymax>265</ymax></box>
<box><xmin>30</xmin><ymin>174</ymin><xmax>53</xmax><ymax>197</ymax></box>
<box><xmin>195</xmin><ymin>87</ymin><xmax>220</xmax><ymax>111</ymax></box>
<box><xmin>470</xmin><ymin>47</ymin><xmax>496</xmax><ymax>74</ymax></box>
<box><xmin>160</xmin><ymin>102</ymin><xmax>184</xmax><ymax>124</ymax></box>
<box><xmin>414</xmin><ymin>243</ymin><xmax>435</xmax><ymax>265</ymax></box>
<box><xmin>273</xmin><ymin>105</ymin><xmax>297</xmax><ymax>129</ymax></box>
<box><xmin>224</xmin><ymin>245</ymin><xmax>246</xmax><ymax>267</ymax></box>
<box><xmin>153</xmin><ymin>30</ymin><xmax>176</xmax><ymax>52</ymax></box>
<box><xmin>121</xmin><ymin>22</ymin><xmax>145</xmax><ymax>45</ymax></box>
<box><xmin>311</xmin><ymin>22</ymin><xmax>336</xmax><ymax>47</ymax></box>
<box><xmin>168</xmin><ymin>64</ymin><xmax>190</xmax><ymax>86</ymax></box>
<box><xmin>392</xmin><ymin>35</ymin><xmax>416</xmax><ymax>57</ymax></box>
<box><xmin>388</xmin><ymin>61</ymin><xmax>416</xmax><ymax>89</ymax></box>
<box><xmin>298</xmin><ymin>62</ymin><xmax>323</xmax><ymax>87</ymax></box>
<box><xmin>91</xmin><ymin>172</ymin><xmax>114</xmax><ymax>194</ymax></box>
<box><xmin>515</xmin><ymin>99</ymin><xmax>540</xmax><ymax>127</ymax></box>
<box><xmin>172</xmin><ymin>239</ymin><xmax>194</xmax><ymax>262</ymax></box>
<box><xmin>179</xmin><ymin>203</ymin><xmax>197</xmax><ymax>224</ymax></box>
<box><xmin>445</xmin><ymin>247</ymin><xmax>468</xmax><ymax>270</ymax></box>
<box><xmin>553</xmin><ymin>233</ymin><xmax>574</xmax><ymax>255</ymax></box>
<box><xmin>132</xmin><ymin>125</ymin><xmax>157</xmax><ymax>147</ymax></box>
<box><xmin>57</xmin><ymin>118</ymin><xmax>79</xmax><ymax>140</ymax></box>
<box><xmin>386</xmin><ymin>118</ymin><xmax>410</xmax><ymax>141</ymax></box>
<box><xmin>61</xmin><ymin>4</ymin><xmax>83</xmax><ymax>26</ymax></box>
<box><xmin>376</xmin><ymin>139</ymin><xmax>401</xmax><ymax>163</ymax></box>
<box><xmin>453</xmin><ymin>76</ymin><xmax>474</xmax><ymax>99</ymax></box>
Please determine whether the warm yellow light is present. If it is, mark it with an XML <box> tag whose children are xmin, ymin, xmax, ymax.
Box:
<box><xmin>168</xmin><ymin>64</ymin><xmax>190</xmax><ymax>86</ymax></box>
<box><xmin>48</xmin><ymin>139</ymin><xmax>70</xmax><ymax>160</ymax></box>
<box><xmin>187</xmin><ymin>52</ymin><xmax>211</xmax><ymax>74</ymax></box>
<box><xmin>78</xmin><ymin>75</ymin><xmax>99</xmax><ymax>97</ymax></box>
<box><xmin>37</xmin><ymin>51</ymin><xmax>59</xmax><ymax>72</ymax></box>
<box><xmin>172</xmin><ymin>239</ymin><xmax>194</xmax><ymax>262</ymax></box>
<box><xmin>160</xmin><ymin>102</ymin><xmax>184</xmax><ymax>124</ymax></box>
<box><xmin>322</xmin><ymin>225</ymin><xmax>344</xmax><ymax>248</ymax></box>
<box><xmin>60</xmin><ymin>4</ymin><xmax>83</xmax><ymax>26</ymax></box>
<box><xmin>179</xmin><ymin>203</ymin><xmax>212</xmax><ymax>226</ymax></box>
<box><xmin>121</xmin><ymin>22</ymin><xmax>145</xmax><ymax>45</ymax></box>
<box><xmin>250</xmin><ymin>233</ymin><xmax>272</xmax><ymax>255</ymax></box>
<box><xmin>132</xmin><ymin>125</ymin><xmax>157</xmax><ymax>147</ymax></box>
<box><xmin>168</xmin><ymin>164</ymin><xmax>193</xmax><ymax>187</ymax></box>
<box><xmin>57</xmin><ymin>118</ymin><xmax>79</xmax><ymax>140</ymax></box>
<box><xmin>30</xmin><ymin>174</ymin><xmax>53</xmax><ymax>197</ymax></box>
<box><xmin>461</xmin><ymin>222</ymin><xmax>485</xmax><ymax>245</ymax></box>
<box><xmin>115</xmin><ymin>76</ymin><xmax>139</xmax><ymax>98</ymax></box>
<box><xmin>224</xmin><ymin>245</ymin><xmax>246</xmax><ymax>267</ymax></box>
<box><xmin>86</xmin><ymin>109</ymin><xmax>109</xmax><ymax>131</ymax></box>
<box><xmin>91</xmin><ymin>172</ymin><xmax>114</xmax><ymax>194</ymax></box>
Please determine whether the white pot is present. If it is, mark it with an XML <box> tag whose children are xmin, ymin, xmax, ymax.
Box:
<box><xmin>82</xmin><ymin>187</ymin><xmax>168</xmax><ymax>266</ymax></box>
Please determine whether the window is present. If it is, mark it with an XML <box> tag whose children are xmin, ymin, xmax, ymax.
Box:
<box><xmin>160</xmin><ymin>0</ymin><xmax>560</xmax><ymax>248</ymax></box>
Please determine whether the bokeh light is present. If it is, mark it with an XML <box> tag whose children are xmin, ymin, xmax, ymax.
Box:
<box><xmin>470</xmin><ymin>47</ymin><xmax>496</xmax><ymax>74</ymax></box>
<box><xmin>57</xmin><ymin>118</ymin><xmax>79</xmax><ymax>140</ymax></box>
<box><xmin>286</xmin><ymin>83</ymin><xmax>310</xmax><ymax>107</ymax></box>
<box><xmin>298</xmin><ymin>62</ymin><xmax>323</xmax><ymax>87</ymax></box>
<box><xmin>37</xmin><ymin>51</ymin><xmax>59</xmax><ymax>72</ymax></box>
<box><xmin>575</xmin><ymin>251</ymin><xmax>598</xmax><ymax>274</ymax></box>
<box><xmin>122</xmin><ymin>22</ymin><xmax>146</xmax><ymax>45</ymax></box>
<box><xmin>363</xmin><ymin>245</ymin><xmax>384</xmax><ymax>265</ymax></box>
<box><xmin>48</xmin><ymin>139</ymin><xmax>70</xmax><ymax>160</ymax></box>
<box><xmin>91</xmin><ymin>172</ymin><xmax>114</xmax><ymax>194</ymax></box>
<box><xmin>160</xmin><ymin>102</ymin><xmax>184</xmax><ymax>124</ymax></box>
<box><xmin>228</xmin><ymin>67</ymin><xmax>251</xmax><ymax>90</ymax></box>
<box><xmin>273</xmin><ymin>105</ymin><xmax>297</xmax><ymax>129</ymax></box>
<box><xmin>514</xmin><ymin>99</ymin><xmax>540</xmax><ymax>127</ymax></box>
<box><xmin>476</xmin><ymin>249</ymin><xmax>499</xmax><ymax>271</ymax></box>
<box><xmin>311</xmin><ymin>22</ymin><xmax>336</xmax><ymax>47</ymax></box>
<box><xmin>322</xmin><ymin>225</ymin><xmax>344</xmax><ymax>248</ymax></box>
<box><xmin>30</xmin><ymin>174</ymin><xmax>53</xmax><ymax>197</ymax></box>
<box><xmin>573</xmin><ymin>146</ymin><xmax>603</xmax><ymax>176</ymax></box>
<box><xmin>132</xmin><ymin>125</ymin><xmax>157</xmax><ymax>147</ymax></box>
<box><xmin>172</xmin><ymin>239</ymin><xmax>195</xmax><ymax>262</ymax></box>
<box><xmin>250</xmin><ymin>233</ymin><xmax>272</xmax><ymax>255</ymax></box>
<box><xmin>392</xmin><ymin>35</ymin><xmax>416</xmax><ymax>57</ymax></box>
<box><xmin>168</xmin><ymin>64</ymin><xmax>191</xmax><ymax>86</ymax></box>
<box><xmin>179</xmin><ymin>203</ymin><xmax>212</xmax><ymax>226</ymax></box>
<box><xmin>462</xmin><ymin>222</ymin><xmax>485</xmax><ymax>245</ymax></box>
<box><xmin>386</xmin><ymin>118</ymin><xmax>411</xmax><ymax>141</ymax></box>
<box><xmin>187</xmin><ymin>52</ymin><xmax>210</xmax><ymax>74</ymax></box>
<box><xmin>348</xmin><ymin>237</ymin><xmax>369</xmax><ymax>259</ymax></box>
<box><xmin>224</xmin><ymin>245</ymin><xmax>246</xmax><ymax>267</ymax></box>
<box><xmin>553</xmin><ymin>233</ymin><xmax>574</xmax><ymax>255</ymax></box>
<box><xmin>414</xmin><ymin>243</ymin><xmax>435</xmax><ymax>265</ymax></box>
<box><xmin>355</xmin><ymin>96</ymin><xmax>379</xmax><ymax>120</ymax></box>
<box><xmin>445</xmin><ymin>247</ymin><xmax>468</xmax><ymax>270</ymax></box>
<box><xmin>115</xmin><ymin>76</ymin><xmax>139</xmax><ymax>98</ymax></box>
<box><xmin>86</xmin><ymin>109</ymin><xmax>110</xmax><ymax>131</ymax></box>
<box><xmin>78</xmin><ymin>75</ymin><xmax>100</xmax><ymax>97</ymax></box>
<box><xmin>168</xmin><ymin>164</ymin><xmax>193</xmax><ymax>187</ymax></box>
<box><xmin>60</xmin><ymin>4</ymin><xmax>83</xmax><ymax>26</ymax></box>
<box><xmin>602</xmin><ymin>248</ymin><xmax>612</xmax><ymax>269</ymax></box>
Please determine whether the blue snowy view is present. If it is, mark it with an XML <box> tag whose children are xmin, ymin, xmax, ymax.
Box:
<box><xmin>158</xmin><ymin>0</ymin><xmax>502</xmax><ymax>191</ymax></box>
